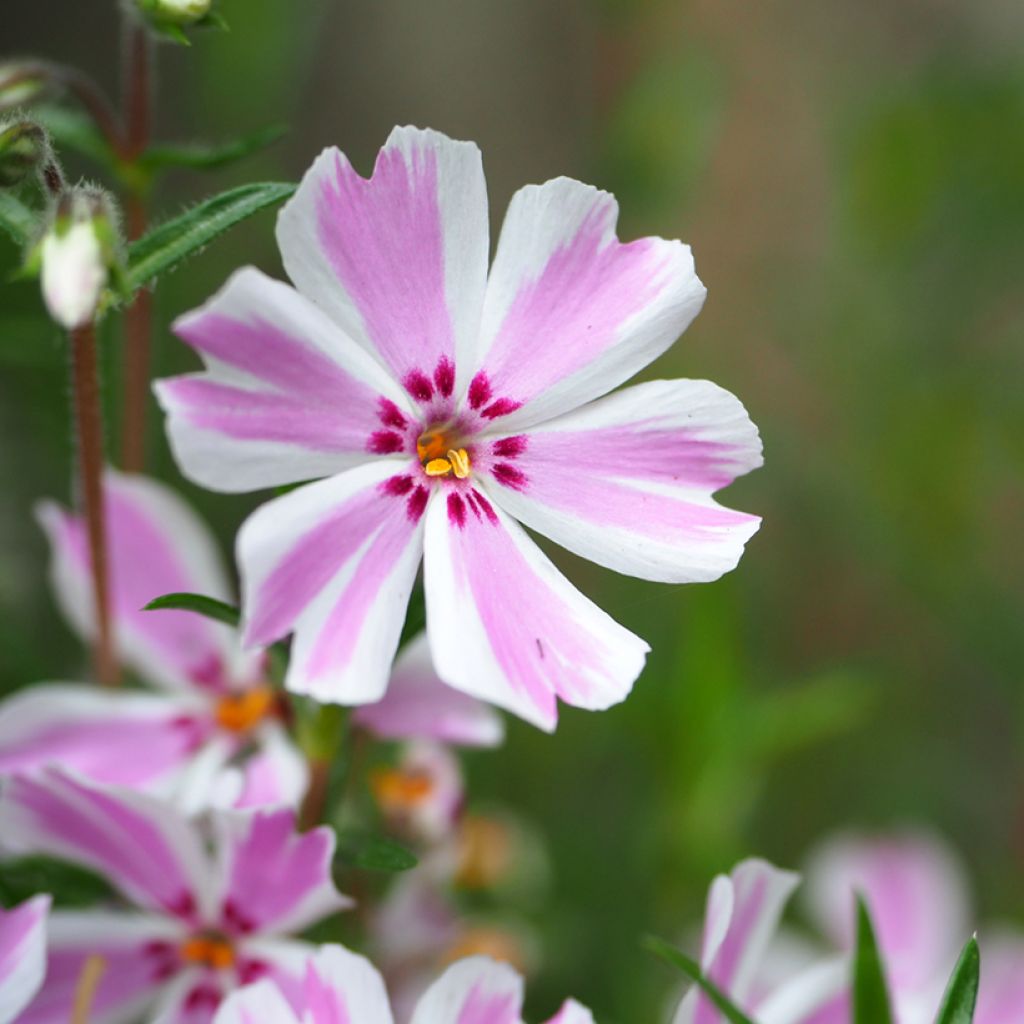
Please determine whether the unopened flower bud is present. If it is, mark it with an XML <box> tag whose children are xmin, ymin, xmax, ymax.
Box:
<box><xmin>40</xmin><ymin>190</ymin><xmax>118</xmax><ymax>331</ymax></box>
<box><xmin>0</xmin><ymin>121</ymin><xmax>50</xmax><ymax>188</ymax></box>
<box><xmin>0</xmin><ymin>62</ymin><xmax>52</xmax><ymax>114</ymax></box>
<box><xmin>134</xmin><ymin>0</ymin><xmax>212</xmax><ymax>27</ymax></box>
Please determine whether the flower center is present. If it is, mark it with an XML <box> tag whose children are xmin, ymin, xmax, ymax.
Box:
<box><xmin>215</xmin><ymin>686</ymin><xmax>276</xmax><ymax>733</ymax></box>
<box><xmin>417</xmin><ymin>429</ymin><xmax>471</xmax><ymax>479</ymax></box>
<box><xmin>179</xmin><ymin>934</ymin><xmax>235</xmax><ymax>971</ymax></box>
<box><xmin>370</xmin><ymin>767</ymin><xmax>435</xmax><ymax>811</ymax></box>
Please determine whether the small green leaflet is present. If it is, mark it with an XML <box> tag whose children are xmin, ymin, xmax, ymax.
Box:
<box><xmin>124</xmin><ymin>181</ymin><xmax>295</xmax><ymax>293</ymax></box>
<box><xmin>643</xmin><ymin>935</ymin><xmax>758</xmax><ymax>1024</ymax></box>
<box><xmin>335</xmin><ymin>830</ymin><xmax>418</xmax><ymax>873</ymax></box>
<box><xmin>0</xmin><ymin>191</ymin><xmax>36</xmax><ymax>247</ymax></box>
<box><xmin>140</xmin><ymin>124</ymin><xmax>286</xmax><ymax>172</ymax></box>
<box><xmin>934</xmin><ymin>936</ymin><xmax>980</xmax><ymax>1024</ymax></box>
<box><xmin>853</xmin><ymin>897</ymin><xmax>895</xmax><ymax>1024</ymax></box>
<box><xmin>143</xmin><ymin>591</ymin><xmax>240</xmax><ymax>627</ymax></box>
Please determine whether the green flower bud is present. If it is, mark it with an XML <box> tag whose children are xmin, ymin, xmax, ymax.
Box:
<box><xmin>0</xmin><ymin>62</ymin><xmax>52</xmax><ymax>114</ymax></box>
<box><xmin>135</xmin><ymin>0</ymin><xmax>212</xmax><ymax>27</ymax></box>
<box><xmin>0</xmin><ymin>121</ymin><xmax>50</xmax><ymax>188</ymax></box>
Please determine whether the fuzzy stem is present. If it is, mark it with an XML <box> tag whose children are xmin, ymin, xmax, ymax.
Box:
<box><xmin>70</xmin><ymin>325</ymin><xmax>119</xmax><ymax>687</ymax></box>
<box><xmin>120</xmin><ymin>21</ymin><xmax>153</xmax><ymax>472</ymax></box>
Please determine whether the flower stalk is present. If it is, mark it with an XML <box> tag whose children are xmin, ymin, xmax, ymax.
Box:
<box><xmin>70</xmin><ymin>324</ymin><xmax>119</xmax><ymax>686</ymax></box>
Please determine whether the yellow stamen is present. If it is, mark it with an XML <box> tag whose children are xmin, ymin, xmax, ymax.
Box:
<box><xmin>447</xmin><ymin>448</ymin><xmax>471</xmax><ymax>479</ymax></box>
<box><xmin>72</xmin><ymin>955</ymin><xmax>107</xmax><ymax>1024</ymax></box>
<box><xmin>180</xmin><ymin>935</ymin><xmax>236</xmax><ymax>970</ymax></box>
<box><xmin>370</xmin><ymin>767</ymin><xmax>435</xmax><ymax>811</ymax></box>
<box><xmin>215</xmin><ymin>686</ymin><xmax>276</xmax><ymax>733</ymax></box>
<box><xmin>424</xmin><ymin>457</ymin><xmax>453</xmax><ymax>477</ymax></box>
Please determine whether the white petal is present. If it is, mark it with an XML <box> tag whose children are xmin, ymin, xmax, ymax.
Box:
<box><xmin>411</xmin><ymin>956</ymin><xmax>523</xmax><ymax>1024</ymax></box>
<box><xmin>213</xmin><ymin>980</ymin><xmax>299</xmax><ymax>1024</ymax></box>
<box><xmin>0</xmin><ymin>895</ymin><xmax>49</xmax><ymax>1024</ymax></box>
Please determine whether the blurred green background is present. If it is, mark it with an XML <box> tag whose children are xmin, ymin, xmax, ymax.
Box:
<box><xmin>3</xmin><ymin>1</ymin><xmax>1023</xmax><ymax>1019</ymax></box>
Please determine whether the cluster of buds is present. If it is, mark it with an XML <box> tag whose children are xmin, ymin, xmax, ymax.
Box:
<box><xmin>38</xmin><ymin>188</ymin><xmax>119</xmax><ymax>330</ymax></box>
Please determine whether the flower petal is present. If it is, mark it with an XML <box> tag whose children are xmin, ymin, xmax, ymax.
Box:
<box><xmin>157</xmin><ymin>267</ymin><xmax>412</xmax><ymax>493</ymax></box>
<box><xmin>544</xmin><ymin>1000</ymin><xmax>596</xmax><ymax>1024</ymax></box>
<box><xmin>212</xmin><ymin>980</ymin><xmax>298</xmax><ymax>1024</ymax></box>
<box><xmin>237</xmin><ymin>463</ymin><xmax>426</xmax><ymax>703</ymax></box>
<box><xmin>278</xmin><ymin>126</ymin><xmax>488</xmax><ymax>395</ymax></box>
<box><xmin>0</xmin><ymin>768</ymin><xmax>213</xmax><ymax>920</ymax></box>
<box><xmin>486</xmin><ymin>379</ymin><xmax>762</xmax><ymax>583</ymax></box>
<box><xmin>212</xmin><ymin>808</ymin><xmax>350</xmax><ymax>937</ymax></box>
<box><xmin>755</xmin><ymin>960</ymin><xmax>849</xmax><ymax>1024</ymax></box>
<box><xmin>352</xmin><ymin>633</ymin><xmax>505</xmax><ymax>748</ymax></box>
<box><xmin>0</xmin><ymin>684</ymin><xmax>204</xmax><ymax>791</ymax></box>
<box><xmin>0</xmin><ymin>895</ymin><xmax>49</xmax><ymax>1024</ymax></box>
<box><xmin>16</xmin><ymin>911</ymin><xmax>182</xmax><ymax>1024</ymax></box>
<box><xmin>802</xmin><ymin>831</ymin><xmax>971</xmax><ymax>990</ymax></box>
<box><xmin>37</xmin><ymin>471</ymin><xmax>238</xmax><ymax>691</ymax></box>
<box><xmin>298</xmin><ymin>945</ymin><xmax>395</xmax><ymax>1024</ymax></box>
<box><xmin>410</xmin><ymin>956</ymin><xmax>522</xmax><ymax>1024</ymax></box>
<box><xmin>423</xmin><ymin>492</ymin><xmax>648</xmax><ymax>730</ymax></box>
<box><xmin>468</xmin><ymin>177</ymin><xmax>705</xmax><ymax>430</ymax></box>
<box><xmin>233</xmin><ymin>724</ymin><xmax>309</xmax><ymax>810</ymax></box>
<box><xmin>674</xmin><ymin>859</ymin><xmax>799</xmax><ymax>1024</ymax></box>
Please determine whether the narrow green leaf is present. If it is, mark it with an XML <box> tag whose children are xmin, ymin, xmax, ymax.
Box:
<box><xmin>854</xmin><ymin>897</ymin><xmax>895</xmax><ymax>1024</ymax></box>
<box><xmin>0</xmin><ymin>191</ymin><xmax>36</xmax><ymax>247</ymax></box>
<box><xmin>140</xmin><ymin>124</ymin><xmax>286</xmax><ymax>172</ymax></box>
<box><xmin>143</xmin><ymin>591</ymin><xmax>240</xmax><ymax>628</ymax></box>
<box><xmin>125</xmin><ymin>181</ymin><xmax>295</xmax><ymax>292</ymax></box>
<box><xmin>335</xmin><ymin>830</ymin><xmax>418</xmax><ymax>873</ymax></box>
<box><xmin>0</xmin><ymin>856</ymin><xmax>114</xmax><ymax>908</ymax></box>
<box><xmin>934</xmin><ymin>936</ymin><xmax>980</xmax><ymax>1024</ymax></box>
<box><xmin>643</xmin><ymin>935</ymin><xmax>758</xmax><ymax>1024</ymax></box>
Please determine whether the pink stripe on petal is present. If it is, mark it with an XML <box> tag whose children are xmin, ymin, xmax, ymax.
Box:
<box><xmin>488</xmin><ymin>379</ymin><xmax>762</xmax><ymax>585</ymax></box>
<box><xmin>214</xmin><ymin>810</ymin><xmax>349</xmax><ymax>937</ymax></box>
<box><xmin>412</xmin><ymin>957</ymin><xmax>522</xmax><ymax>1024</ymax></box>
<box><xmin>0</xmin><ymin>770</ymin><xmax>208</xmax><ymax>919</ymax></box>
<box><xmin>278</xmin><ymin>128</ymin><xmax>488</xmax><ymax>388</ymax></box>
<box><xmin>473</xmin><ymin>178</ymin><xmax>705</xmax><ymax>428</ymax></box>
<box><xmin>301</xmin><ymin>946</ymin><xmax>393</xmax><ymax>1024</ymax></box>
<box><xmin>0</xmin><ymin>895</ymin><xmax>49</xmax><ymax>1024</ymax></box>
<box><xmin>544</xmin><ymin>1000</ymin><xmax>596</xmax><ymax>1024</ymax></box>
<box><xmin>423</xmin><ymin>495</ymin><xmax>648</xmax><ymax>731</ymax></box>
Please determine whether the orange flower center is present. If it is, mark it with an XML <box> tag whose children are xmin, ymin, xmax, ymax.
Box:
<box><xmin>416</xmin><ymin>430</ymin><xmax>471</xmax><ymax>479</ymax></box>
<box><xmin>215</xmin><ymin>686</ymin><xmax>276</xmax><ymax>733</ymax></box>
<box><xmin>455</xmin><ymin>814</ymin><xmax>513</xmax><ymax>890</ymax></box>
<box><xmin>179</xmin><ymin>934</ymin><xmax>235</xmax><ymax>971</ymax></box>
<box><xmin>370</xmin><ymin>767</ymin><xmax>435</xmax><ymax>812</ymax></box>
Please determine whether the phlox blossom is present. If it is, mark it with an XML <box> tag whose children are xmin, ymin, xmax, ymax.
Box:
<box><xmin>0</xmin><ymin>895</ymin><xmax>49</xmax><ymax>1024</ymax></box>
<box><xmin>214</xmin><ymin>947</ymin><xmax>592</xmax><ymax>1024</ymax></box>
<box><xmin>156</xmin><ymin>125</ymin><xmax>763</xmax><ymax>729</ymax></box>
<box><xmin>0</xmin><ymin>768</ymin><xmax>349</xmax><ymax>1024</ymax></box>
<box><xmin>0</xmin><ymin>471</ymin><xmax>502</xmax><ymax>812</ymax></box>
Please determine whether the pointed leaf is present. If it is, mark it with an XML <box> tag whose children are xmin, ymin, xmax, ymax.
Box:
<box><xmin>124</xmin><ymin>181</ymin><xmax>295</xmax><ymax>292</ymax></box>
<box><xmin>934</xmin><ymin>936</ymin><xmax>980</xmax><ymax>1024</ymax></box>
<box><xmin>335</xmin><ymin>830</ymin><xmax>418</xmax><ymax>873</ymax></box>
<box><xmin>143</xmin><ymin>591</ymin><xmax>240</xmax><ymax>627</ymax></box>
<box><xmin>139</xmin><ymin>124</ymin><xmax>286</xmax><ymax>172</ymax></box>
<box><xmin>0</xmin><ymin>191</ymin><xmax>36</xmax><ymax>247</ymax></box>
<box><xmin>854</xmin><ymin>897</ymin><xmax>894</xmax><ymax>1024</ymax></box>
<box><xmin>643</xmin><ymin>935</ymin><xmax>758</xmax><ymax>1024</ymax></box>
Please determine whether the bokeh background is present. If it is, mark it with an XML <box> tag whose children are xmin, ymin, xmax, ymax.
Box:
<box><xmin>3</xmin><ymin>1</ymin><xmax>1023</xmax><ymax>1019</ymax></box>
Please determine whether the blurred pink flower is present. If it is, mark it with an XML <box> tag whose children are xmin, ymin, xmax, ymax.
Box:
<box><xmin>214</xmin><ymin>947</ymin><xmax>591</xmax><ymax>1024</ymax></box>
<box><xmin>0</xmin><ymin>895</ymin><xmax>49</xmax><ymax>1024</ymax></box>
<box><xmin>0</xmin><ymin>471</ymin><xmax>501</xmax><ymax>812</ymax></box>
<box><xmin>0</xmin><ymin>768</ymin><xmax>349</xmax><ymax>1024</ymax></box>
<box><xmin>155</xmin><ymin>125</ymin><xmax>762</xmax><ymax>730</ymax></box>
<box><xmin>803</xmin><ymin>830</ymin><xmax>1024</xmax><ymax>1024</ymax></box>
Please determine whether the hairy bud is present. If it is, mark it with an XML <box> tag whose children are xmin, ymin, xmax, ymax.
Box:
<box><xmin>0</xmin><ymin>62</ymin><xmax>52</xmax><ymax>114</ymax></box>
<box><xmin>40</xmin><ymin>189</ymin><xmax>119</xmax><ymax>331</ymax></box>
<box><xmin>0</xmin><ymin>121</ymin><xmax>50</xmax><ymax>188</ymax></box>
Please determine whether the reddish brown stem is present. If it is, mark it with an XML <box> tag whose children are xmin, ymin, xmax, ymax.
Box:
<box><xmin>120</xmin><ymin>22</ymin><xmax>153</xmax><ymax>472</ymax></box>
<box><xmin>70</xmin><ymin>325</ymin><xmax>119</xmax><ymax>687</ymax></box>
<box><xmin>299</xmin><ymin>758</ymin><xmax>332</xmax><ymax>831</ymax></box>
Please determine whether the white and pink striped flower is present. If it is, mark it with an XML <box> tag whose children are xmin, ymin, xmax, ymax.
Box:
<box><xmin>214</xmin><ymin>947</ymin><xmax>592</xmax><ymax>1024</ymax></box>
<box><xmin>0</xmin><ymin>471</ymin><xmax>502</xmax><ymax>812</ymax></box>
<box><xmin>0</xmin><ymin>768</ymin><xmax>349</xmax><ymax>1024</ymax></box>
<box><xmin>0</xmin><ymin>895</ymin><xmax>49</xmax><ymax>1024</ymax></box>
<box><xmin>155</xmin><ymin>126</ymin><xmax>763</xmax><ymax>730</ymax></box>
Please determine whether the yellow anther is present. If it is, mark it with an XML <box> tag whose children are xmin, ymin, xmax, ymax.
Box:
<box><xmin>180</xmin><ymin>935</ymin><xmax>235</xmax><ymax>970</ymax></box>
<box><xmin>424</xmin><ymin>457</ymin><xmax>453</xmax><ymax>477</ymax></box>
<box><xmin>448</xmin><ymin>448</ymin><xmax>471</xmax><ymax>479</ymax></box>
<box><xmin>370</xmin><ymin>767</ymin><xmax>435</xmax><ymax>810</ymax></box>
<box><xmin>215</xmin><ymin>686</ymin><xmax>276</xmax><ymax>733</ymax></box>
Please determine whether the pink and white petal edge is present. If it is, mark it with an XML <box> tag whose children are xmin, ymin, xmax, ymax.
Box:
<box><xmin>277</xmin><ymin>126</ymin><xmax>488</xmax><ymax>391</ymax></box>
<box><xmin>157</xmin><ymin>266</ymin><xmax>412</xmax><ymax>494</ymax></box>
<box><xmin>410</xmin><ymin>956</ymin><xmax>523</xmax><ymax>1024</ymax></box>
<box><xmin>352</xmin><ymin>632</ymin><xmax>505</xmax><ymax>748</ymax></box>
<box><xmin>423</xmin><ymin>494</ymin><xmax>648</xmax><ymax>731</ymax></box>
<box><xmin>237</xmin><ymin>463</ymin><xmax>426</xmax><ymax>705</ymax></box>
<box><xmin>755</xmin><ymin>959</ymin><xmax>850</xmax><ymax>1024</ymax></box>
<box><xmin>544</xmin><ymin>1000</ymin><xmax>597</xmax><ymax>1024</ymax></box>
<box><xmin>212</xmin><ymin>979</ymin><xmax>299</xmax><ymax>1024</ymax></box>
<box><xmin>471</xmin><ymin>176</ymin><xmax>706</xmax><ymax>431</ymax></box>
<box><xmin>0</xmin><ymin>895</ymin><xmax>49</xmax><ymax>1024</ymax></box>
<box><xmin>487</xmin><ymin>379</ymin><xmax>762</xmax><ymax>584</ymax></box>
